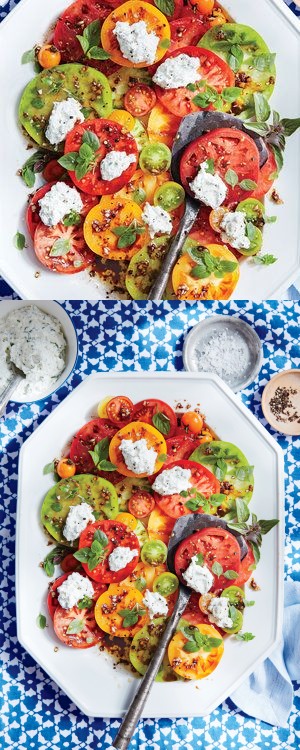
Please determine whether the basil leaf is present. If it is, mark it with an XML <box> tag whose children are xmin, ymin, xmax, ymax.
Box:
<box><xmin>228</xmin><ymin>44</ymin><xmax>244</xmax><ymax>71</ymax></box>
<box><xmin>14</xmin><ymin>232</ymin><xmax>26</xmax><ymax>250</ymax></box>
<box><xmin>245</xmin><ymin>222</ymin><xmax>257</xmax><ymax>242</ymax></box>
<box><xmin>218</xmin><ymin>260</ymin><xmax>238</xmax><ymax>274</ymax></box>
<box><xmin>77</xmin><ymin>596</ymin><xmax>93</xmax><ymax>610</ymax></box>
<box><xmin>222</xmin><ymin>87</ymin><xmax>241</xmax><ymax>103</ymax></box>
<box><xmin>21</xmin><ymin>165</ymin><xmax>35</xmax><ymax>188</ymax></box>
<box><xmin>215</xmin><ymin>458</ymin><xmax>227</xmax><ymax>481</ymax></box>
<box><xmin>31</xmin><ymin>97</ymin><xmax>44</xmax><ymax>109</ymax></box>
<box><xmin>37</xmin><ymin>614</ymin><xmax>47</xmax><ymax>629</ymax></box>
<box><xmin>224</xmin><ymin>569</ymin><xmax>239</xmax><ymax>580</ymax></box>
<box><xmin>224</xmin><ymin>169</ymin><xmax>238</xmax><ymax>187</ymax></box>
<box><xmin>49</xmin><ymin>238</ymin><xmax>71</xmax><ymax>257</ymax></box>
<box><xmin>281</xmin><ymin>117</ymin><xmax>300</xmax><ymax>137</ymax></box>
<box><xmin>63</xmin><ymin>211</ymin><xmax>81</xmax><ymax>227</ymax></box>
<box><xmin>93</xmin><ymin>530</ymin><xmax>108</xmax><ymax>545</ymax></box>
<box><xmin>252</xmin><ymin>53</ymin><xmax>276</xmax><ymax>72</ymax></box>
<box><xmin>270</xmin><ymin>144</ymin><xmax>284</xmax><ymax>173</ymax></box>
<box><xmin>43</xmin><ymin>461</ymin><xmax>55</xmax><ymax>475</ymax></box>
<box><xmin>212</xmin><ymin>561</ymin><xmax>223</xmax><ymax>577</ymax></box>
<box><xmin>205</xmin><ymin>158</ymin><xmax>215</xmax><ymax>174</ymax></box>
<box><xmin>244</xmin><ymin>122</ymin><xmax>269</xmax><ymax>136</ymax></box>
<box><xmin>89</xmin><ymin>437</ymin><xmax>110</xmax><ymax>465</ymax></box>
<box><xmin>75</xmin><ymin>160</ymin><xmax>93</xmax><ymax>180</ymax></box>
<box><xmin>51</xmin><ymin>502</ymin><xmax>62</xmax><ymax>512</ymax></box>
<box><xmin>186</xmin><ymin>244</ymin><xmax>207</xmax><ymax>263</ymax></box>
<box><xmin>82</xmin><ymin>131</ymin><xmax>100</xmax><ymax>151</ymax></box>
<box><xmin>195</xmin><ymin>553</ymin><xmax>204</xmax><ymax>566</ymax></box>
<box><xmin>73</xmin><ymin>547</ymin><xmax>91</xmax><ymax>563</ymax></box>
<box><xmin>253</xmin><ymin>92</ymin><xmax>270</xmax><ymax>123</ymax></box>
<box><xmin>83</xmin><ymin>19</ymin><xmax>101</xmax><ymax>48</ymax></box>
<box><xmin>22</xmin><ymin>48</ymin><xmax>36</xmax><ymax>64</ymax></box>
<box><xmin>210</xmin><ymin>493</ymin><xmax>226</xmax><ymax>506</ymax></box>
<box><xmin>76</xmin><ymin>35</ymin><xmax>90</xmax><ymax>54</ymax></box>
<box><xmin>87</xmin><ymin>46</ymin><xmax>110</xmax><ymax>60</ymax></box>
<box><xmin>152</xmin><ymin>411</ymin><xmax>171</xmax><ymax>435</ymax></box>
<box><xmin>67</xmin><ymin>618</ymin><xmax>85</xmax><ymax>634</ymax></box>
<box><xmin>235</xmin><ymin>631</ymin><xmax>255</xmax><ymax>641</ymax></box>
<box><xmin>183</xmin><ymin>641</ymin><xmax>200</xmax><ymax>653</ymax></box>
<box><xmin>253</xmin><ymin>253</ymin><xmax>277</xmax><ymax>266</ymax></box>
<box><xmin>58</xmin><ymin>153</ymin><xmax>78</xmax><ymax>170</ymax></box>
<box><xmin>42</xmin><ymin>545</ymin><xmax>67</xmax><ymax>576</ymax></box>
<box><xmin>259</xmin><ymin>519</ymin><xmax>279</xmax><ymax>535</ymax></box>
<box><xmin>98</xmin><ymin>459</ymin><xmax>117</xmax><ymax>471</ymax></box>
<box><xmin>190</xmin><ymin>265</ymin><xmax>210</xmax><ymax>279</ymax></box>
<box><xmin>239</xmin><ymin>179</ymin><xmax>257</xmax><ymax>190</ymax></box>
<box><xmin>44</xmin><ymin>559</ymin><xmax>55</xmax><ymax>577</ymax></box>
<box><xmin>235</xmin><ymin>498</ymin><xmax>250</xmax><ymax>524</ymax></box>
<box><xmin>154</xmin><ymin>0</ymin><xmax>175</xmax><ymax>15</ymax></box>
<box><xmin>79</xmin><ymin>143</ymin><xmax>94</xmax><ymax>160</ymax></box>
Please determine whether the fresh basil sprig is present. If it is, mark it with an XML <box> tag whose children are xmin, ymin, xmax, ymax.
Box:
<box><xmin>152</xmin><ymin>411</ymin><xmax>171</xmax><ymax>435</ymax></box>
<box><xmin>74</xmin><ymin>530</ymin><xmax>109</xmax><ymax>570</ymax></box>
<box><xmin>42</xmin><ymin>545</ymin><xmax>68</xmax><ymax>577</ymax></box>
<box><xmin>187</xmin><ymin>245</ymin><xmax>238</xmax><ymax>280</ymax></box>
<box><xmin>235</xmin><ymin>631</ymin><xmax>255</xmax><ymax>641</ymax></box>
<box><xmin>224</xmin><ymin>168</ymin><xmax>257</xmax><ymax>191</ymax></box>
<box><xmin>63</xmin><ymin>210</ymin><xmax>81</xmax><ymax>227</ymax></box>
<box><xmin>252</xmin><ymin>253</ymin><xmax>277</xmax><ymax>266</ymax></box>
<box><xmin>227</xmin><ymin>511</ymin><xmax>279</xmax><ymax>564</ymax></box>
<box><xmin>58</xmin><ymin>130</ymin><xmax>100</xmax><ymax>180</ymax></box>
<box><xmin>119</xmin><ymin>604</ymin><xmax>147</xmax><ymax>628</ymax></box>
<box><xmin>245</xmin><ymin>106</ymin><xmax>300</xmax><ymax>173</ymax></box>
<box><xmin>181</xmin><ymin>488</ymin><xmax>226</xmax><ymax>514</ymax></box>
<box><xmin>112</xmin><ymin>221</ymin><xmax>145</xmax><ymax>249</ymax></box>
<box><xmin>14</xmin><ymin>232</ymin><xmax>26</xmax><ymax>250</ymax></box>
<box><xmin>76</xmin><ymin>20</ymin><xmax>110</xmax><ymax>60</ymax></box>
<box><xmin>88</xmin><ymin>436</ymin><xmax>117</xmax><ymax>472</ymax></box>
<box><xmin>154</xmin><ymin>0</ymin><xmax>174</xmax><ymax>14</ymax></box>
<box><xmin>19</xmin><ymin>150</ymin><xmax>51</xmax><ymax>188</ymax></box>
<box><xmin>49</xmin><ymin>238</ymin><xmax>72</xmax><ymax>258</ymax></box>
<box><xmin>181</xmin><ymin>624</ymin><xmax>222</xmax><ymax>653</ymax></box>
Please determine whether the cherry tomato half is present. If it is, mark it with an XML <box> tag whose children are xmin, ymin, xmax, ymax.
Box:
<box><xmin>124</xmin><ymin>84</ymin><xmax>157</xmax><ymax>117</ymax></box>
<box><xmin>106</xmin><ymin>396</ymin><xmax>134</xmax><ymax>427</ymax></box>
<box><xmin>128</xmin><ymin>490</ymin><xmax>156</xmax><ymax>518</ymax></box>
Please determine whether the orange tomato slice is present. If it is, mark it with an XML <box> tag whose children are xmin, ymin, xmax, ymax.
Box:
<box><xmin>94</xmin><ymin>583</ymin><xmax>148</xmax><ymax>637</ymax></box>
<box><xmin>148</xmin><ymin>507</ymin><xmax>175</xmax><ymax>545</ymax></box>
<box><xmin>109</xmin><ymin>420</ymin><xmax>167</xmax><ymax>477</ymax></box>
<box><xmin>116</xmin><ymin>168</ymin><xmax>171</xmax><ymax>206</ymax></box>
<box><xmin>122</xmin><ymin>560</ymin><xmax>167</xmax><ymax>590</ymax></box>
<box><xmin>83</xmin><ymin>196</ymin><xmax>148</xmax><ymax>260</ymax></box>
<box><xmin>147</xmin><ymin>104</ymin><xmax>181</xmax><ymax>149</ymax></box>
<box><xmin>101</xmin><ymin>1</ymin><xmax>171</xmax><ymax>68</ymax></box>
<box><xmin>108</xmin><ymin>109</ymin><xmax>136</xmax><ymax>131</ymax></box>
<box><xmin>168</xmin><ymin>623</ymin><xmax>224</xmax><ymax>679</ymax></box>
<box><xmin>172</xmin><ymin>243</ymin><xmax>240</xmax><ymax>300</ymax></box>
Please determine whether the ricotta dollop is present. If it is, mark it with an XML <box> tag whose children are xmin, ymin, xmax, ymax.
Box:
<box><xmin>38</xmin><ymin>182</ymin><xmax>83</xmax><ymax>227</ymax></box>
<box><xmin>142</xmin><ymin>203</ymin><xmax>172</xmax><ymax>239</ymax></box>
<box><xmin>220</xmin><ymin>211</ymin><xmax>251</xmax><ymax>250</ymax></box>
<box><xmin>143</xmin><ymin>589</ymin><xmax>168</xmax><ymax>619</ymax></box>
<box><xmin>152</xmin><ymin>466</ymin><xmax>192</xmax><ymax>496</ymax></box>
<box><xmin>100</xmin><ymin>150</ymin><xmax>136</xmax><ymax>181</ymax></box>
<box><xmin>45</xmin><ymin>97</ymin><xmax>84</xmax><ymax>145</ymax></box>
<box><xmin>120</xmin><ymin>438</ymin><xmax>157</xmax><ymax>475</ymax></box>
<box><xmin>108</xmin><ymin>546</ymin><xmax>138</xmax><ymax>572</ymax></box>
<box><xmin>189</xmin><ymin>161</ymin><xmax>227</xmax><ymax>209</ymax></box>
<box><xmin>208</xmin><ymin>596</ymin><xmax>233</xmax><ymax>629</ymax></box>
<box><xmin>113</xmin><ymin>20</ymin><xmax>159</xmax><ymax>65</ymax></box>
<box><xmin>63</xmin><ymin>503</ymin><xmax>95</xmax><ymax>542</ymax></box>
<box><xmin>182</xmin><ymin>557</ymin><xmax>214</xmax><ymax>594</ymax></box>
<box><xmin>57</xmin><ymin>572</ymin><xmax>94</xmax><ymax>610</ymax></box>
<box><xmin>152</xmin><ymin>54</ymin><xmax>201</xmax><ymax>90</ymax></box>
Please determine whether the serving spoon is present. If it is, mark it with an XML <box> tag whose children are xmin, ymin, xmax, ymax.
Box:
<box><xmin>112</xmin><ymin>512</ymin><xmax>247</xmax><ymax>750</ymax></box>
<box><xmin>0</xmin><ymin>362</ymin><xmax>25</xmax><ymax>418</ymax></box>
<box><xmin>148</xmin><ymin>110</ymin><xmax>268</xmax><ymax>301</ymax></box>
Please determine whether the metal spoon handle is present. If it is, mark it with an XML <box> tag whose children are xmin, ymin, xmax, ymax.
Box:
<box><xmin>0</xmin><ymin>374</ymin><xmax>23</xmax><ymax>418</ymax></box>
<box><xmin>148</xmin><ymin>201</ymin><xmax>199</xmax><ymax>301</ymax></box>
<box><xmin>112</xmin><ymin>588</ymin><xmax>190</xmax><ymax>750</ymax></box>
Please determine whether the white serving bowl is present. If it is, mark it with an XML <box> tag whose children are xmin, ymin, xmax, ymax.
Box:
<box><xmin>0</xmin><ymin>300</ymin><xmax>78</xmax><ymax>403</ymax></box>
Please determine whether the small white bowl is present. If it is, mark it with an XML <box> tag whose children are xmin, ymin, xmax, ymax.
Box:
<box><xmin>0</xmin><ymin>301</ymin><xmax>78</xmax><ymax>403</ymax></box>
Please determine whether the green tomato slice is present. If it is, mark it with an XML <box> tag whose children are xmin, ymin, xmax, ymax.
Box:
<box><xmin>222</xmin><ymin>604</ymin><xmax>244</xmax><ymax>634</ymax></box>
<box><xmin>154</xmin><ymin>182</ymin><xmax>185</xmax><ymax>212</ymax></box>
<box><xmin>141</xmin><ymin>540</ymin><xmax>167</xmax><ymax>566</ymax></box>
<box><xmin>189</xmin><ymin>440</ymin><xmax>254</xmax><ymax>513</ymax></box>
<box><xmin>237</xmin><ymin>198</ymin><xmax>265</xmax><ymax>223</ymax></box>
<box><xmin>41</xmin><ymin>474</ymin><xmax>118</xmax><ymax>546</ymax></box>
<box><xmin>108</xmin><ymin>67</ymin><xmax>151</xmax><ymax>109</ymax></box>
<box><xmin>239</xmin><ymin>224</ymin><xmax>262</xmax><ymax>256</ymax></box>
<box><xmin>153</xmin><ymin>573</ymin><xmax>179</xmax><ymax>597</ymax></box>
<box><xmin>131</xmin><ymin>118</ymin><xmax>148</xmax><ymax>152</ymax></box>
<box><xmin>125</xmin><ymin>235</ymin><xmax>171</xmax><ymax>300</ymax></box>
<box><xmin>139</xmin><ymin>143</ymin><xmax>171</xmax><ymax>174</ymax></box>
<box><xmin>130</xmin><ymin>618</ymin><xmax>178</xmax><ymax>681</ymax></box>
<box><xmin>19</xmin><ymin>64</ymin><xmax>112</xmax><ymax>150</ymax></box>
<box><xmin>221</xmin><ymin>586</ymin><xmax>245</xmax><ymax>607</ymax></box>
<box><xmin>200</xmin><ymin>23</ymin><xmax>276</xmax><ymax>110</ymax></box>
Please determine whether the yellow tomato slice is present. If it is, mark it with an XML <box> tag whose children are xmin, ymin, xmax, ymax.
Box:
<box><xmin>209</xmin><ymin>207</ymin><xmax>228</xmax><ymax>232</ymax></box>
<box><xmin>101</xmin><ymin>1</ymin><xmax>171</xmax><ymax>68</ymax></box>
<box><xmin>94</xmin><ymin>584</ymin><xmax>148</xmax><ymax>637</ymax></box>
<box><xmin>116</xmin><ymin>512</ymin><xmax>138</xmax><ymax>531</ymax></box>
<box><xmin>168</xmin><ymin>623</ymin><xmax>224</xmax><ymax>679</ymax></box>
<box><xmin>116</xmin><ymin>168</ymin><xmax>172</xmax><ymax>206</ymax></box>
<box><xmin>83</xmin><ymin>196</ymin><xmax>148</xmax><ymax>260</ymax></box>
<box><xmin>109</xmin><ymin>109</ymin><xmax>136</xmax><ymax>131</ymax></box>
<box><xmin>148</xmin><ymin>507</ymin><xmax>175</xmax><ymax>545</ymax></box>
<box><xmin>109</xmin><ymin>420</ymin><xmax>167</xmax><ymax>477</ymax></box>
<box><xmin>121</xmin><ymin>560</ymin><xmax>167</xmax><ymax>590</ymax></box>
<box><xmin>147</xmin><ymin>104</ymin><xmax>181</xmax><ymax>149</ymax></box>
<box><xmin>172</xmin><ymin>244</ymin><xmax>240</xmax><ymax>300</ymax></box>
<box><xmin>97</xmin><ymin>396</ymin><xmax>113</xmax><ymax>418</ymax></box>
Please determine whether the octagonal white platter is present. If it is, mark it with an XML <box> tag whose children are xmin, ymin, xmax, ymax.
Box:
<box><xmin>0</xmin><ymin>0</ymin><xmax>300</xmax><ymax>300</ymax></box>
<box><xmin>17</xmin><ymin>373</ymin><xmax>285</xmax><ymax>718</ymax></box>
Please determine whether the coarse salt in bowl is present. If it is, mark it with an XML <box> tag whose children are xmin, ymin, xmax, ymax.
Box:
<box><xmin>0</xmin><ymin>301</ymin><xmax>78</xmax><ymax>403</ymax></box>
<box><xmin>183</xmin><ymin>314</ymin><xmax>263</xmax><ymax>392</ymax></box>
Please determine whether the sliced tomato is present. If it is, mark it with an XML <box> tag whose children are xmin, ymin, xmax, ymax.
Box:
<box><xmin>64</xmin><ymin>119</ymin><xmax>138</xmax><ymax>196</ymax></box>
<box><xmin>164</xmin><ymin>435</ymin><xmax>200</xmax><ymax>466</ymax></box>
<box><xmin>101</xmin><ymin>1</ymin><xmax>171</xmax><ymax>68</ymax></box>
<box><xmin>42</xmin><ymin>160</ymin><xmax>66</xmax><ymax>183</ymax></box>
<box><xmin>128</xmin><ymin>490</ymin><xmax>156</xmax><ymax>518</ymax></box>
<box><xmin>147</xmin><ymin>105</ymin><xmax>181</xmax><ymax>149</ymax></box>
<box><xmin>124</xmin><ymin>84</ymin><xmax>157</xmax><ymax>117</ymax></box>
<box><xmin>183</xmin><ymin>592</ymin><xmax>223</xmax><ymax>634</ymax></box>
<box><xmin>109</xmin><ymin>421</ymin><xmax>167</xmax><ymax>477</ymax></box>
<box><xmin>84</xmin><ymin>196</ymin><xmax>147</xmax><ymax>261</ymax></box>
<box><xmin>233</xmin><ymin>543</ymin><xmax>255</xmax><ymax>587</ymax></box>
<box><xmin>170</xmin><ymin>15</ymin><xmax>210</xmax><ymax>51</ymax></box>
<box><xmin>180</xmin><ymin>128</ymin><xmax>260</xmax><ymax>205</ymax></box>
<box><xmin>26</xmin><ymin>181</ymin><xmax>98</xmax><ymax>239</ymax></box>
<box><xmin>53</xmin><ymin>0</ymin><xmax>119</xmax><ymax>63</ymax></box>
<box><xmin>251</xmin><ymin>147</ymin><xmax>277</xmax><ymax>200</ymax></box>
<box><xmin>53</xmin><ymin>603</ymin><xmax>103</xmax><ymax>648</ymax></box>
<box><xmin>33</xmin><ymin>221</ymin><xmax>94</xmax><ymax>274</ymax></box>
<box><xmin>154</xmin><ymin>46</ymin><xmax>235</xmax><ymax>118</ymax></box>
<box><xmin>132</xmin><ymin>399</ymin><xmax>177</xmax><ymax>438</ymax></box>
<box><xmin>47</xmin><ymin>572</ymin><xmax>106</xmax><ymax>620</ymax></box>
<box><xmin>69</xmin><ymin>417</ymin><xmax>118</xmax><ymax>474</ymax></box>
<box><xmin>106</xmin><ymin>396</ymin><xmax>134</xmax><ymax>427</ymax></box>
<box><xmin>175</xmin><ymin>527</ymin><xmax>241</xmax><ymax>592</ymax></box>
<box><xmin>78</xmin><ymin>519</ymin><xmax>140</xmax><ymax>583</ymax></box>
<box><xmin>190</xmin><ymin>207</ymin><xmax>221</xmax><ymax>244</ymax></box>
<box><xmin>60</xmin><ymin>553</ymin><xmax>82</xmax><ymax>574</ymax></box>
<box><xmin>152</xmin><ymin>459</ymin><xmax>220</xmax><ymax>519</ymax></box>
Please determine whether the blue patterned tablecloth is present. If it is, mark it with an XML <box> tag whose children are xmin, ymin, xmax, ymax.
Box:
<box><xmin>1</xmin><ymin>297</ymin><xmax>300</xmax><ymax>749</ymax></box>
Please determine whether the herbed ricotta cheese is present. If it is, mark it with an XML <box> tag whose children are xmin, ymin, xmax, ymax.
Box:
<box><xmin>152</xmin><ymin>466</ymin><xmax>192</xmax><ymax>496</ymax></box>
<box><xmin>141</xmin><ymin>203</ymin><xmax>172</xmax><ymax>239</ymax></box>
<box><xmin>108</xmin><ymin>546</ymin><xmax>138</xmax><ymax>572</ymax></box>
<box><xmin>63</xmin><ymin>503</ymin><xmax>95</xmax><ymax>542</ymax></box>
<box><xmin>152</xmin><ymin>54</ymin><xmax>201</xmax><ymax>90</ymax></box>
<box><xmin>208</xmin><ymin>596</ymin><xmax>233</xmax><ymax>629</ymax></box>
<box><xmin>57</xmin><ymin>572</ymin><xmax>94</xmax><ymax>610</ymax></box>
<box><xmin>100</xmin><ymin>150</ymin><xmax>136</xmax><ymax>182</ymax></box>
<box><xmin>0</xmin><ymin>305</ymin><xmax>66</xmax><ymax>400</ymax></box>
<box><xmin>38</xmin><ymin>182</ymin><xmax>83</xmax><ymax>227</ymax></box>
<box><xmin>143</xmin><ymin>589</ymin><xmax>168</xmax><ymax>619</ymax></box>
<box><xmin>45</xmin><ymin>97</ymin><xmax>84</xmax><ymax>145</ymax></box>
<box><xmin>182</xmin><ymin>557</ymin><xmax>214</xmax><ymax>594</ymax></box>
<box><xmin>220</xmin><ymin>211</ymin><xmax>251</xmax><ymax>250</ymax></box>
<box><xmin>189</xmin><ymin>161</ymin><xmax>227</xmax><ymax>209</ymax></box>
<box><xmin>113</xmin><ymin>20</ymin><xmax>159</xmax><ymax>65</ymax></box>
<box><xmin>120</xmin><ymin>438</ymin><xmax>157</xmax><ymax>475</ymax></box>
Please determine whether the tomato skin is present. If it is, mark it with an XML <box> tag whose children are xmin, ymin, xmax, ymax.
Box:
<box><xmin>182</xmin><ymin>412</ymin><xmax>204</xmax><ymax>434</ymax></box>
<box><xmin>78</xmin><ymin>519</ymin><xmax>140</xmax><ymax>583</ymax></box>
<box><xmin>132</xmin><ymin>399</ymin><xmax>177</xmax><ymax>438</ymax></box>
<box><xmin>53</xmin><ymin>604</ymin><xmax>103</xmax><ymax>648</ymax></box>
<box><xmin>38</xmin><ymin>44</ymin><xmax>61</xmax><ymax>69</ymax></box>
<box><xmin>183</xmin><ymin>592</ymin><xmax>223</xmax><ymax>633</ymax></box>
<box><xmin>60</xmin><ymin>553</ymin><xmax>82</xmax><ymax>574</ymax></box>
<box><xmin>233</xmin><ymin>544</ymin><xmax>255</xmax><ymax>587</ymax></box>
<box><xmin>251</xmin><ymin>147</ymin><xmax>277</xmax><ymax>200</ymax></box>
<box><xmin>170</xmin><ymin>15</ymin><xmax>210</xmax><ymax>51</ymax></box>
<box><xmin>34</xmin><ymin>221</ymin><xmax>94</xmax><ymax>274</ymax></box>
<box><xmin>70</xmin><ymin>417</ymin><xmax>118</xmax><ymax>475</ymax></box>
<box><xmin>151</xmin><ymin>459</ymin><xmax>220</xmax><ymax>519</ymax></box>
<box><xmin>190</xmin><ymin>207</ymin><xmax>221</xmax><ymax>244</ymax></box>
<box><xmin>57</xmin><ymin>458</ymin><xmax>76</xmax><ymax>479</ymax></box>
<box><xmin>186</xmin><ymin>0</ymin><xmax>214</xmax><ymax>14</ymax></box>
<box><xmin>128</xmin><ymin>490</ymin><xmax>156</xmax><ymax>518</ymax></box>
<box><xmin>124</xmin><ymin>84</ymin><xmax>157</xmax><ymax>117</ymax></box>
<box><xmin>164</xmin><ymin>435</ymin><xmax>200</xmax><ymax>465</ymax></box>
<box><xmin>101</xmin><ymin>1</ymin><xmax>171</xmax><ymax>68</ymax></box>
<box><xmin>42</xmin><ymin>160</ymin><xmax>66</xmax><ymax>183</ymax></box>
<box><xmin>53</xmin><ymin>0</ymin><xmax>120</xmax><ymax>63</ymax></box>
<box><xmin>106</xmin><ymin>396</ymin><xmax>134</xmax><ymax>427</ymax></box>
<box><xmin>175</xmin><ymin>527</ymin><xmax>241</xmax><ymax>592</ymax></box>
<box><xmin>47</xmin><ymin>573</ymin><xmax>68</xmax><ymax>620</ymax></box>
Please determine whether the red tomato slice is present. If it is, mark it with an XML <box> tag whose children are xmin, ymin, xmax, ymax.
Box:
<box><xmin>124</xmin><ymin>84</ymin><xmax>157</xmax><ymax>117</ymax></box>
<box><xmin>233</xmin><ymin>544</ymin><xmax>255</xmax><ymax>587</ymax></box>
<box><xmin>60</xmin><ymin>553</ymin><xmax>82</xmax><ymax>574</ymax></box>
<box><xmin>47</xmin><ymin>572</ymin><xmax>106</xmax><ymax>620</ymax></box>
<box><xmin>175</xmin><ymin>527</ymin><xmax>241</xmax><ymax>592</ymax></box>
<box><xmin>106</xmin><ymin>396</ymin><xmax>134</xmax><ymax>427</ymax></box>
<box><xmin>64</xmin><ymin>119</ymin><xmax>138</xmax><ymax>196</ymax></box>
<box><xmin>42</xmin><ymin>160</ymin><xmax>66</xmax><ymax>183</ymax></box>
<box><xmin>53</xmin><ymin>604</ymin><xmax>103</xmax><ymax>648</ymax></box>
<box><xmin>190</xmin><ymin>206</ymin><xmax>221</xmax><ymax>244</ymax></box>
<box><xmin>154</xmin><ymin>46</ymin><xmax>235</xmax><ymax>118</ymax></box>
<box><xmin>164</xmin><ymin>435</ymin><xmax>201</xmax><ymax>465</ymax></box>
<box><xmin>70</xmin><ymin>417</ymin><xmax>118</xmax><ymax>474</ymax></box>
<box><xmin>151</xmin><ymin>459</ymin><xmax>220</xmax><ymax>519</ymax></box>
<box><xmin>27</xmin><ymin>181</ymin><xmax>98</xmax><ymax>239</ymax></box>
<box><xmin>251</xmin><ymin>147</ymin><xmax>277</xmax><ymax>200</ymax></box>
<box><xmin>128</xmin><ymin>490</ymin><xmax>156</xmax><ymax>518</ymax></box>
<box><xmin>78</xmin><ymin>520</ymin><xmax>140</xmax><ymax>583</ymax></box>
<box><xmin>33</xmin><ymin>221</ymin><xmax>95</xmax><ymax>274</ymax></box>
<box><xmin>131</xmin><ymin>399</ymin><xmax>177</xmax><ymax>438</ymax></box>
<box><xmin>53</xmin><ymin>0</ymin><xmax>120</xmax><ymax>63</ymax></box>
<box><xmin>183</xmin><ymin>592</ymin><xmax>222</xmax><ymax>633</ymax></box>
<box><xmin>170</xmin><ymin>15</ymin><xmax>210</xmax><ymax>51</ymax></box>
<box><xmin>180</xmin><ymin>128</ymin><xmax>260</xmax><ymax>205</ymax></box>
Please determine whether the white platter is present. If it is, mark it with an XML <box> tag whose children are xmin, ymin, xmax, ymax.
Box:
<box><xmin>0</xmin><ymin>0</ymin><xmax>300</xmax><ymax>300</ymax></box>
<box><xmin>17</xmin><ymin>372</ymin><xmax>285</xmax><ymax>718</ymax></box>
